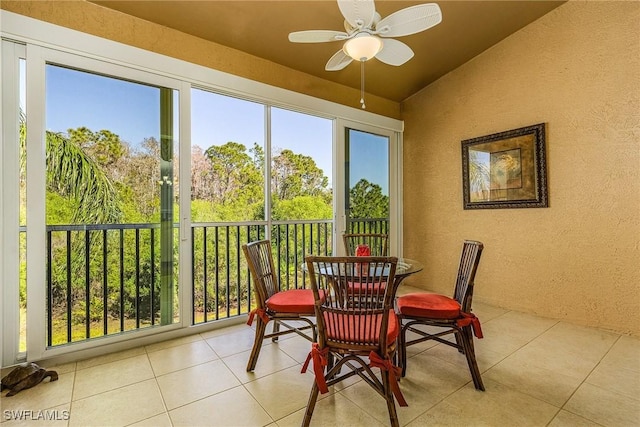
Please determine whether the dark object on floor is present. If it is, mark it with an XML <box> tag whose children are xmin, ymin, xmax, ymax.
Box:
<box><xmin>1</xmin><ymin>362</ymin><xmax>58</xmax><ymax>396</ymax></box>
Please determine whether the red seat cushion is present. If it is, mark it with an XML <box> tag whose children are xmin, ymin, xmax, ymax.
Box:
<box><xmin>323</xmin><ymin>310</ymin><xmax>399</xmax><ymax>344</ymax></box>
<box><xmin>266</xmin><ymin>289</ymin><xmax>316</xmax><ymax>314</ymax></box>
<box><xmin>396</xmin><ymin>293</ymin><xmax>461</xmax><ymax>319</ymax></box>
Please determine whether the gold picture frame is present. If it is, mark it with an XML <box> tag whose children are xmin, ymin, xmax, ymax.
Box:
<box><xmin>462</xmin><ymin>123</ymin><xmax>548</xmax><ymax>209</ymax></box>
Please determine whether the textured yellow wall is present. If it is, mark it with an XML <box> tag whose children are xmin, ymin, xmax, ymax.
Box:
<box><xmin>402</xmin><ymin>1</ymin><xmax>640</xmax><ymax>335</ymax></box>
<box><xmin>0</xmin><ymin>0</ymin><xmax>400</xmax><ymax>118</ymax></box>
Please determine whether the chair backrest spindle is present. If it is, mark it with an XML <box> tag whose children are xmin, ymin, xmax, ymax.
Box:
<box><xmin>453</xmin><ymin>240</ymin><xmax>484</xmax><ymax>313</ymax></box>
<box><xmin>243</xmin><ymin>240</ymin><xmax>279</xmax><ymax>307</ymax></box>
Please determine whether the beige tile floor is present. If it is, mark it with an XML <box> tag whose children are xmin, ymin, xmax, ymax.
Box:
<box><xmin>2</xmin><ymin>285</ymin><xmax>639</xmax><ymax>427</ymax></box>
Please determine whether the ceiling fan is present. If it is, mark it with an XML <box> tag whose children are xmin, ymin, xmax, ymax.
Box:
<box><xmin>288</xmin><ymin>0</ymin><xmax>443</xmax><ymax>72</ymax></box>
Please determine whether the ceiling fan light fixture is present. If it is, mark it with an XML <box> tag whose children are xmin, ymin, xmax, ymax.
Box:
<box><xmin>343</xmin><ymin>33</ymin><xmax>383</xmax><ymax>61</ymax></box>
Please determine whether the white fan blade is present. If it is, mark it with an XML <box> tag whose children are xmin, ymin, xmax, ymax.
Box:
<box><xmin>338</xmin><ymin>0</ymin><xmax>376</xmax><ymax>30</ymax></box>
<box><xmin>325</xmin><ymin>49</ymin><xmax>354</xmax><ymax>71</ymax></box>
<box><xmin>289</xmin><ymin>30</ymin><xmax>349</xmax><ymax>43</ymax></box>
<box><xmin>375</xmin><ymin>38</ymin><xmax>414</xmax><ymax>66</ymax></box>
<box><xmin>376</xmin><ymin>3</ymin><xmax>442</xmax><ymax>38</ymax></box>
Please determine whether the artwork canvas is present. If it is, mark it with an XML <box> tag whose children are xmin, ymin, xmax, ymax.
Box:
<box><xmin>462</xmin><ymin>123</ymin><xmax>548</xmax><ymax>209</ymax></box>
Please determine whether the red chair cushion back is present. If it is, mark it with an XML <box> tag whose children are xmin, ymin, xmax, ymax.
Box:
<box><xmin>397</xmin><ymin>293</ymin><xmax>461</xmax><ymax>319</ymax></box>
<box><xmin>322</xmin><ymin>310</ymin><xmax>399</xmax><ymax>344</ymax></box>
<box><xmin>347</xmin><ymin>281</ymin><xmax>387</xmax><ymax>293</ymax></box>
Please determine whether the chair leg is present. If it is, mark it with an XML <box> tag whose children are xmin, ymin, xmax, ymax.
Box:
<box><xmin>326</xmin><ymin>352</ymin><xmax>337</xmax><ymax>380</ymax></box>
<box><xmin>460</xmin><ymin>326</ymin><xmax>484</xmax><ymax>391</ymax></box>
<box><xmin>272</xmin><ymin>319</ymin><xmax>281</xmax><ymax>342</ymax></box>
<box><xmin>381</xmin><ymin>369</ymin><xmax>400</xmax><ymax>427</ymax></box>
<box><xmin>399</xmin><ymin>325</ymin><xmax>408</xmax><ymax>377</ymax></box>
<box><xmin>454</xmin><ymin>331</ymin><xmax>464</xmax><ymax>353</ymax></box>
<box><xmin>302</xmin><ymin>380</ymin><xmax>320</xmax><ymax>427</ymax></box>
<box><xmin>246</xmin><ymin>318</ymin><xmax>267</xmax><ymax>371</ymax></box>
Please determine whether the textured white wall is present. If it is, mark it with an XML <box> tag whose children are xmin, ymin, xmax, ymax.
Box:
<box><xmin>402</xmin><ymin>1</ymin><xmax>640</xmax><ymax>335</ymax></box>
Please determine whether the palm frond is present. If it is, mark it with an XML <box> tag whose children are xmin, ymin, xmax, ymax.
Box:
<box><xmin>45</xmin><ymin>130</ymin><xmax>122</xmax><ymax>224</ymax></box>
<box><xmin>468</xmin><ymin>151</ymin><xmax>490</xmax><ymax>193</ymax></box>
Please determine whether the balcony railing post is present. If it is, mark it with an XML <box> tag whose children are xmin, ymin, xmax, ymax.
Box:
<box><xmin>47</xmin><ymin>231</ymin><xmax>53</xmax><ymax>347</ymax></box>
<box><xmin>150</xmin><ymin>228</ymin><xmax>156</xmax><ymax>325</ymax></box>
<box><xmin>119</xmin><ymin>229</ymin><xmax>125</xmax><ymax>332</ymax></box>
<box><xmin>85</xmin><ymin>230</ymin><xmax>91</xmax><ymax>339</ymax></box>
<box><xmin>103</xmin><ymin>229</ymin><xmax>108</xmax><ymax>336</ymax></box>
<box><xmin>135</xmin><ymin>229</ymin><xmax>140</xmax><ymax>329</ymax></box>
<box><xmin>66</xmin><ymin>230</ymin><xmax>72</xmax><ymax>343</ymax></box>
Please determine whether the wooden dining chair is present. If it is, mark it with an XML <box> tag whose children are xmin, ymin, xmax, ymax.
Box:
<box><xmin>302</xmin><ymin>256</ymin><xmax>407</xmax><ymax>427</ymax></box>
<box><xmin>396</xmin><ymin>240</ymin><xmax>485</xmax><ymax>390</ymax></box>
<box><xmin>343</xmin><ymin>233</ymin><xmax>389</xmax><ymax>256</ymax></box>
<box><xmin>242</xmin><ymin>239</ymin><xmax>317</xmax><ymax>372</ymax></box>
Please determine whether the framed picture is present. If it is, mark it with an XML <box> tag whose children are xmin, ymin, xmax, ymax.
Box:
<box><xmin>461</xmin><ymin>123</ymin><xmax>548</xmax><ymax>209</ymax></box>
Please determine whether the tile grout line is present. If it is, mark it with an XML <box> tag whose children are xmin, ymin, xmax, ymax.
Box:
<box><xmin>146</xmin><ymin>346</ymin><xmax>172</xmax><ymax>427</ymax></box>
<box><xmin>548</xmin><ymin>333</ymin><xmax>624</xmax><ymax>427</ymax></box>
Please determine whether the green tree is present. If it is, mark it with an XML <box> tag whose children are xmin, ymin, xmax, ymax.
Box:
<box><xmin>44</xmin><ymin>130</ymin><xmax>122</xmax><ymax>224</ymax></box>
<box><xmin>349</xmin><ymin>179</ymin><xmax>388</xmax><ymax>219</ymax></box>
<box><xmin>272</xmin><ymin>195</ymin><xmax>332</xmax><ymax>220</ymax></box>
<box><xmin>191</xmin><ymin>145</ymin><xmax>216</xmax><ymax>202</ymax></box>
<box><xmin>204</xmin><ymin>142</ymin><xmax>263</xmax><ymax>220</ymax></box>
<box><xmin>67</xmin><ymin>126</ymin><xmax>127</xmax><ymax>168</ymax></box>
<box><xmin>121</xmin><ymin>137</ymin><xmax>162</xmax><ymax>219</ymax></box>
<box><xmin>250</xmin><ymin>142</ymin><xmax>264</xmax><ymax>172</ymax></box>
<box><xmin>272</xmin><ymin>149</ymin><xmax>329</xmax><ymax>200</ymax></box>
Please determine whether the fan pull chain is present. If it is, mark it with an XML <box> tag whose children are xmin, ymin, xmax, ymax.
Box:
<box><xmin>360</xmin><ymin>60</ymin><xmax>366</xmax><ymax>109</ymax></box>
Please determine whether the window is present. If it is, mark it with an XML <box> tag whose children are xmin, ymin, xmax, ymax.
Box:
<box><xmin>43</xmin><ymin>64</ymin><xmax>180</xmax><ymax>345</ymax></box>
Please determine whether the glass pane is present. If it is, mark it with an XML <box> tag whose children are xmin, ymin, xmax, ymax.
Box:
<box><xmin>271</xmin><ymin>108</ymin><xmax>333</xmax><ymax>290</ymax></box>
<box><xmin>191</xmin><ymin>89</ymin><xmax>265</xmax><ymax>222</ymax></box>
<box><xmin>45</xmin><ymin>64</ymin><xmax>178</xmax><ymax>345</ymax></box>
<box><xmin>270</xmin><ymin>108</ymin><xmax>333</xmax><ymax>220</ymax></box>
<box><xmin>190</xmin><ymin>89</ymin><xmax>265</xmax><ymax>324</ymax></box>
<box><xmin>346</xmin><ymin>129</ymin><xmax>389</xmax><ymax>234</ymax></box>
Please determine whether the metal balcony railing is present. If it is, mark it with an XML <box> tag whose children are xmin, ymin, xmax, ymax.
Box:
<box><xmin>26</xmin><ymin>218</ymin><xmax>388</xmax><ymax>347</ymax></box>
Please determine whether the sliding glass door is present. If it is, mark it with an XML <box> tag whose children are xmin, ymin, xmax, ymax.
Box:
<box><xmin>44</xmin><ymin>64</ymin><xmax>179</xmax><ymax>344</ymax></box>
<box><xmin>345</xmin><ymin>128</ymin><xmax>390</xmax><ymax>234</ymax></box>
<box><xmin>6</xmin><ymin>44</ymin><xmax>185</xmax><ymax>362</ymax></box>
<box><xmin>337</xmin><ymin>121</ymin><xmax>400</xmax><ymax>255</ymax></box>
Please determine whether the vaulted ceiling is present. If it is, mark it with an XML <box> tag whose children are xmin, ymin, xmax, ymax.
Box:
<box><xmin>90</xmin><ymin>1</ymin><xmax>565</xmax><ymax>102</ymax></box>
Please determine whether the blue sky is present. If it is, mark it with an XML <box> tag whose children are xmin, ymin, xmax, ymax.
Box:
<box><xmin>348</xmin><ymin>130</ymin><xmax>389</xmax><ymax>193</ymax></box>
<box><xmin>191</xmin><ymin>89</ymin><xmax>334</xmax><ymax>181</ymax></box>
<box><xmin>46</xmin><ymin>65</ymin><xmax>160</xmax><ymax>145</ymax></box>
<box><xmin>44</xmin><ymin>64</ymin><xmax>388</xmax><ymax>194</ymax></box>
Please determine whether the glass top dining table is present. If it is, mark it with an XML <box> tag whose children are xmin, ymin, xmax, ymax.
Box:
<box><xmin>395</xmin><ymin>258</ymin><xmax>424</xmax><ymax>279</ymax></box>
<box><xmin>303</xmin><ymin>257</ymin><xmax>424</xmax><ymax>297</ymax></box>
<box><xmin>390</xmin><ymin>258</ymin><xmax>424</xmax><ymax>295</ymax></box>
